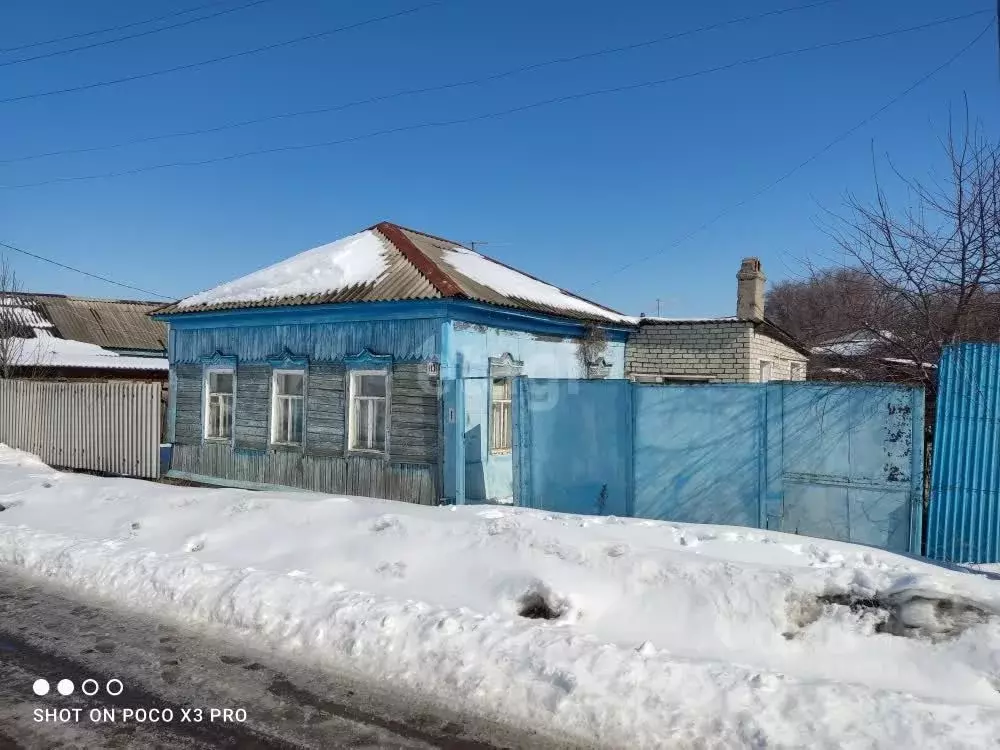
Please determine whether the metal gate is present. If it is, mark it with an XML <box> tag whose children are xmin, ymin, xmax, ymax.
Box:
<box><xmin>514</xmin><ymin>379</ymin><xmax>924</xmax><ymax>554</ymax></box>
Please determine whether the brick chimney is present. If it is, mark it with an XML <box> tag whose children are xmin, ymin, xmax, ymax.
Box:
<box><xmin>736</xmin><ymin>257</ymin><xmax>766</xmax><ymax>322</ymax></box>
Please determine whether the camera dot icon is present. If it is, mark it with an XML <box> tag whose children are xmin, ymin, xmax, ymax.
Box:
<box><xmin>57</xmin><ymin>679</ymin><xmax>74</xmax><ymax>696</ymax></box>
<box><xmin>32</xmin><ymin>679</ymin><xmax>49</xmax><ymax>696</ymax></box>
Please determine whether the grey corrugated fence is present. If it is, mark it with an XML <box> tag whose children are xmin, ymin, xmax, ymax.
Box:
<box><xmin>0</xmin><ymin>379</ymin><xmax>161</xmax><ymax>478</ymax></box>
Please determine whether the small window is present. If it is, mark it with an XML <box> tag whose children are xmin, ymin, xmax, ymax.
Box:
<box><xmin>271</xmin><ymin>370</ymin><xmax>305</xmax><ymax>445</ymax></box>
<box><xmin>349</xmin><ymin>370</ymin><xmax>388</xmax><ymax>453</ymax></box>
<box><xmin>759</xmin><ymin>360</ymin><xmax>773</xmax><ymax>382</ymax></box>
<box><xmin>490</xmin><ymin>377</ymin><xmax>512</xmax><ymax>453</ymax></box>
<box><xmin>205</xmin><ymin>369</ymin><xmax>234</xmax><ymax>440</ymax></box>
<box><xmin>790</xmin><ymin>361</ymin><xmax>805</xmax><ymax>381</ymax></box>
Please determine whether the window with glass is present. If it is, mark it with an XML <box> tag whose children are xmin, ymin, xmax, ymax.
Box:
<box><xmin>759</xmin><ymin>360</ymin><xmax>773</xmax><ymax>383</ymax></box>
<box><xmin>790</xmin><ymin>361</ymin><xmax>805</xmax><ymax>381</ymax></box>
<box><xmin>271</xmin><ymin>370</ymin><xmax>305</xmax><ymax>445</ymax></box>
<box><xmin>349</xmin><ymin>370</ymin><xmax>388</xmax><ymax>453</ymax></box>
<box><xmin>490</xmin><ymin>377</ymin><xmax>512</xmax><ymax>453</ymax></box>
<box><xmin>204</xmin><ymin>369</ymin><xmax>234</xmax><ymax>440</ymax></box>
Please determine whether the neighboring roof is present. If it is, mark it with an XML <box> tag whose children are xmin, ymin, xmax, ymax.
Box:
<box><xmin>10</xmin><ymin>334</ymin><xmax>168</xmax><ymax>371</ymax></box>
<box><xmin>629</xmin><ymin>316</ymin><xmax>739</xmax><ymax>324</ymax></box>
<box><xmin>632</xmin><ymin>315</ymin><xmax>812</xmax><ymax>357</ymax></box>
<box><xmin>812</xmin><ymin>330</ymin><xmax>897</xmax><ymax>357</ymax></box>
<box><xmin>12</xmin><ymin>293</ymin><xmax>167</xmax><ymax>352</ymax></box>
<box><xmin>0</xmin><ymin>296</ymin><xmax>54</xmax><ymax>330</ymax></box>
<box><xmin>159</xmin><ymin>222</ymin><xmax>630</xmax><ymax>324</ymax></box>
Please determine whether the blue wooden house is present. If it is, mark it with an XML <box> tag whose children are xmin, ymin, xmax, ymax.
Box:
<box><xmin>155</xmin><ymin>222</ymin><xmax>632</xmax><ymax>505</ymax></box>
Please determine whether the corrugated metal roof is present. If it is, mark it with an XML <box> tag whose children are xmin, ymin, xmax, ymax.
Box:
<box><xmin>20</xmin><ymin>293</ymin><xmax>167</xmax><ymax>353</ymax></box>
<box><xmin>157</xmin><ymin>222</ymin><xmax>628</xmax><ymax>324</ymax></box>
<box><xmin>398</xmin><ymin>226</ymin><xmax>628</xmax><ymax>323</ymax></box>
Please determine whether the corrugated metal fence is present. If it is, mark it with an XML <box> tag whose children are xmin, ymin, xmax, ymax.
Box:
<box><xmin>927</xmin><ymin>344</ymin><xmax>1000</xmax><ymax>563</ymax></box>
<box><xmin>0</xmin><ymin>379</ymin><xmax>161</xmax><ymax>478</ymax></box>
<box><xmin>514</xmin><ymin>379</ymin><xmax>925</xmax><ymax>554</ymax></box>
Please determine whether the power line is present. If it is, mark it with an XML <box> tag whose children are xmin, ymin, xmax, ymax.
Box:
<box><xmin>0</xmin><ymin>0</ymin><xmax>846</xmax><ymax>165</ymax></box>
<box><xmin>0</xmin><ymin>0</ymin><xmax>235</xmax><ymax>53</ymax></box>
<box><xmin>1</xmin><ymin>10</ymin><xmax>988</xmax><ymax>190</ymax></box>
<box><xmin>0</xmin><ymin>240</ymin><xmax>171</xmax><ymax>299</ymax></box>
<box><xmin>0</xmin><ymin>1</ymin><xmax>444</xmax><ymax>106</ymax></box>
<box><xmin>0</xmin><ymin>0</ymin><xmax>281</xmax><ymax>69</ymax></box>
<box><xmin>584</xmin><ymin>19</ymin><xmax>997</xmax><ymax>292</ymax></box>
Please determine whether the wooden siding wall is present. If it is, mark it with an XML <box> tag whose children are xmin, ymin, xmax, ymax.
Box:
<box><xmin>173</xmin><ymin>363</ymin><xmax>203</xmax><ymax>444</ymax></box>
<box><xmin>170</xmin><ymin>319</ymin><xmax>438</xmax><ymax>364</ymax></box>
<box><xmin>390</xmin><ymin>363</ymin><xmax>438</xmax><ymax>463</ymax></box>
<box><xmin>234</xmin><ymin>363</ymin><xmax>269</xmax><ymax>451</ymax></box>
<box><xmin>171</xmin><ymin>443</ymin><xmax>437</xmax><ymax>505</ymax></box>
<box><xmin>306</xmin><ymin>362</ymin><xmax>345</xmax><ymax>457</ymax></box>
<box><xmin>170</xmin><ymin>357</ymin><xmax>441</xmax><ymax>504</ymax></box>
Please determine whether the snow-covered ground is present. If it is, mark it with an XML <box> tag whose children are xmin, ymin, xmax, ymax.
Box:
<box><xmin>1</xmin><ymin>445</ymin><xmax>998</xmax><ymax>748</ymax></box>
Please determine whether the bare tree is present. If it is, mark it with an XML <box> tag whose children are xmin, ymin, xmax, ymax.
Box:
<box><xmin>788</xmin><ymin>111</ymin><xmax>1000</xmax><ymax>394</ymax></box>
<box><xmin>0</xmin><ymin>257</ymin><xmax>28</xmax><ymax>379</ymax></box>
<box><xmin>767</xmin><ymin>267</ymin><xmax>881</xmax><ymax>346</ymax></box>
<box><xmin>0</xmin><ymin>257</ymin><xmax>47</xmax><ymax>379</ymax></box>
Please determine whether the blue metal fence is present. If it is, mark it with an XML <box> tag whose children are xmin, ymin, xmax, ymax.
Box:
<box><xmin>927</xmin><ymin>344</ymin><xmax>1000</xmax><ymax>563</ymax></box>
<box><xmin>514</xmin><ymin>379</ymin><xmax>924</xmax><ymax>554</ymax></box>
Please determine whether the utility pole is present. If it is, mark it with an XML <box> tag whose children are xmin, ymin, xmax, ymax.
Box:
<box><xmin>656</xmin><ymin>298</ymin><xmax>661</xmax><ymax>316</ymax></box>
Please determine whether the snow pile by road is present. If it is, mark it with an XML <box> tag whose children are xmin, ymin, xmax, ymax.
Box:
<box><xmin>1</xmin><ymin>446</ymin><xmax>999</xmax><ymax>748</ymax></box>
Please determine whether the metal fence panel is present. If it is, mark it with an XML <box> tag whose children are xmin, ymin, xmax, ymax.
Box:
<box><xmin>512</xmin><ymin>379</ymin><xmax>924</xmax><ymax>554</ymax></box>
<box><xmin>927</xmin><ymin>344</ymin><xmax>1000</xmax><ymax>563</ymax></box>
<box><xmin>633</xmin><ymin>385</ymin><xmax>763</xmax><ymax>528</ymax></box>
<box><xmin>513</xmin><ymin>378</ymin><xmax>632</xmax><ymax>516</ymax></box>
<box><xmin>0</xmin><ymin>379</ymin><xmax>161</xmax><ymax>479</ymax></box>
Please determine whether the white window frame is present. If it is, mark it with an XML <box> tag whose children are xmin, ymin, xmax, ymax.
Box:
<box><xmin>203</xmin><ymin>367</ymin><xmax>235</xmax><ymax>441</ymax></box>
<box><xmin>759</xmin><ymin>360</ymin><xmax>773</xmax><ymax>382</ymax></box>
<box><xmin>489</xmin><ymin>377</ymin><xmax>513</xmax><ymax>454</ymax></box>
<box><xmin>348</xmin><ymin>369</ymin><xmax>389</xmax><ymax>455</ymax></box>
<box><xmin>270</xmin><ymin>369</ymin><xmax>306</xmax><ymax>446</ymax></box>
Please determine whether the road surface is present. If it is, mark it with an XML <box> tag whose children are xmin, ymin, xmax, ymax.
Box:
<box><xmin>0</xmin><ymin>567</ymin><xmax>576</xmax><ymax>749</ymax></box>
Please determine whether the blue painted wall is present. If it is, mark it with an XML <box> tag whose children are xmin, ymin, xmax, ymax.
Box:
<box><xmin>446</xmin><ymin>320</ymin><xmax>626</xmax><ymax>503</ymax></box>
<box><xmin>159</xmin><ymin>300</ymin><xmax>633</xmax><ymax>503</ymax></box>
<box><xmin>514</xmin><ymin>380</ymin><xmax>924</xmax><ymax>553</ymax></box>
<box><xmin>170</xmin><ymin>319</ymin><xmax>440</xmax><ymax>364</ymax></box>
<box><xmin>928</xmin><ymin>343</ymin><xmax>1000</xmax><ymax>563</ymax></box>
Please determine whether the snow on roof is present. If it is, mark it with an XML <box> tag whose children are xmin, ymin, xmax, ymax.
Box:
<box><xmin>0</xmin><ymin>306</ymin><xmax>53</xmax><ymax>329</ymax></box>
<box><xmin>176</xmin><ymin>230</ymin><xmax>388</xmax><ymax>310</ymax></box>
<box><xmin>441</xmin><ymin>245</ymin><xmax>629</xmax><ymax>323</ymax></box>
<box><xmin>11</xmin><ymin>336</ymin><xmax>167</xmax><ymax>371</ymax></box>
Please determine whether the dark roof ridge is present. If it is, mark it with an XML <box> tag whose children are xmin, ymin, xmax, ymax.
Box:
<box><xmin>371</xmin><ymin>221</ymin><xmax>465</xmax><ymax>298</ymax></box>
<box><xmin>377</xmin><ymin>221</ymin><xmax>624</xmax><ymax>319</ymax></box>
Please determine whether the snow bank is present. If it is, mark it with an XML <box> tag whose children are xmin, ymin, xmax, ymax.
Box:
<box><xmin>176</xmin><ymin>230</ymin><xmax>388</xmax><ymax>309</ymax></box>
<box><xmin>1</xmin><ymin>446</ymin><xmax>999</xmax><ymax>747</ymax></box>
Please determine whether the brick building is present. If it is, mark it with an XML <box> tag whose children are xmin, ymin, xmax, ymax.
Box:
<box><xmin>625</xmin><ymin>258</ymin><xmax>809</xmax><ymax>383</ymax></box>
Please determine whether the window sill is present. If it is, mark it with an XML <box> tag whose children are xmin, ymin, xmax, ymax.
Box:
<box><xmin>489</xmin><ymin>449</ymin><xmax>512</xmax><ymax>456</ymax></box>
<box><xmin>269</xmin><ymin>442</ymin><xmax>304</xmax><ymax>452</ymax></box>
<box><xmin>347</xmin><ymin>449</ymin><xmax>389</xmax><ymax>459</ymax></box>
<box><xmin>204</xmin><ymin>437</ymin><xmax>232</xmax><ymax>443</ymax></box>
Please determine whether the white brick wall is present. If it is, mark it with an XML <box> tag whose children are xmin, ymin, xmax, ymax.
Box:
<box><xmin>624</xmin><ymin>321</ymin><xmax>807</xmax><ymax>383</ymax></box>
<box><xmin>749</xmin><ymin>328</ymin><xmax>808</xmax><ymax>382</ymax></box>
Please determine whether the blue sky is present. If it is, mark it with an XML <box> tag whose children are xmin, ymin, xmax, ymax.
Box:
<box><xmin>1</xmin><ymin>0</ymin><xmax>997</xmax><ymax>316</ymax></box>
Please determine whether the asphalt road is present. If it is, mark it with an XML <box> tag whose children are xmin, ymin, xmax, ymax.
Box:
<box><xmin>0</xmin><ymin>567</ymin><xmax>575</xmax><ymax>750</ymax></box>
